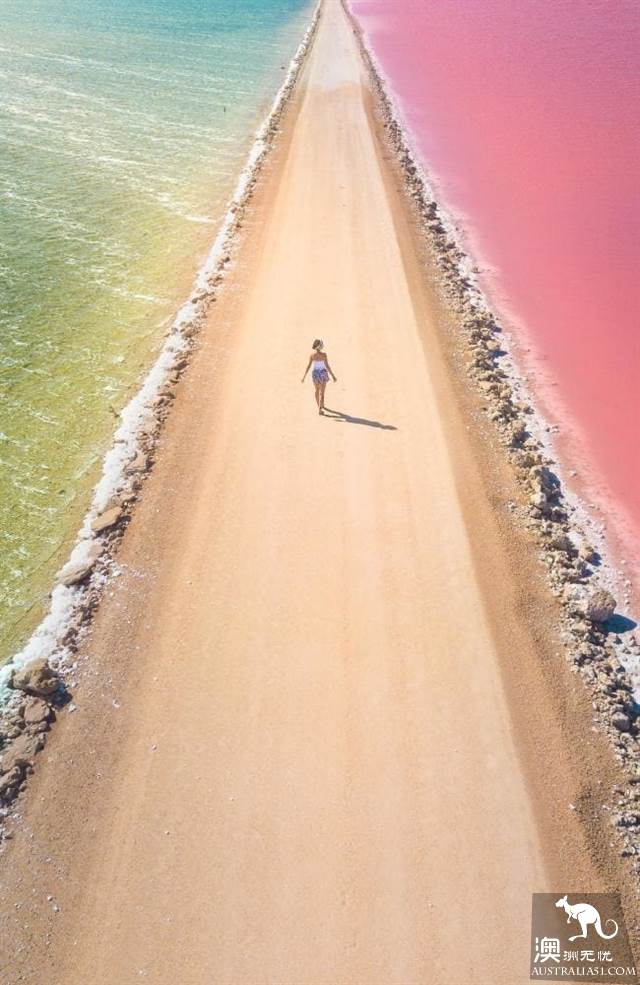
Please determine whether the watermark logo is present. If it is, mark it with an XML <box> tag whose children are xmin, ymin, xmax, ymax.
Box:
<box><xmin>530</xmin><ymin>893</ymin><xmax>637</xmax><ymax>981</ymax></box>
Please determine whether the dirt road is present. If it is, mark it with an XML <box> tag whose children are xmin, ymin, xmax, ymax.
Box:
<box><xmin>0</xmin><ymin>2</ymin><xmax>623</xmax><ymax>983</ymax></box>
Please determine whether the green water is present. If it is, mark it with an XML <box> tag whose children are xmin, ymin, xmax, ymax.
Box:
<box><xmin>0</xmin><ymin>0</ymin><xmax>313</xmax><ymax>660</ymax></box>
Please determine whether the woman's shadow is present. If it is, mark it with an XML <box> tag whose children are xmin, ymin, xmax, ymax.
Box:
<box><xmin>322</xmin><ymin>407</ymin><xmax>397</xmax><ymax>431</ymax></box>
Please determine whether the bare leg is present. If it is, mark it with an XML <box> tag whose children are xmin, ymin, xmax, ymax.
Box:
<box><xmin>319</xmin><ymin>381</ymin><xmax>327</xmax><ymax>411</ymax></box>
<box><xmin>314</xmin><ymin>382</ymin><xmax>322</xmax><ymax>412</ymax></box>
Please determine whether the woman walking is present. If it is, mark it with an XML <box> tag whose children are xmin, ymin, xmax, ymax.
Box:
<box><xmin>301</xmin><ymin>339</ymin><xmax>337</xmax><ymax>414</ymax></box>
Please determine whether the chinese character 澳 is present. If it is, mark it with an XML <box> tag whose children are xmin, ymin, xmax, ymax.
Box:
<box><xmin>535</xmin><ymin>937</ymin><xmax>561</xmax><ymax>964</ymax></box>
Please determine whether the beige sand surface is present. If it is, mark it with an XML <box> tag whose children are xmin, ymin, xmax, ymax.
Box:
<box><xmin>0</xmin><ymin>3</ymin><xmax>630</xmax><ymax>983</ymax></box>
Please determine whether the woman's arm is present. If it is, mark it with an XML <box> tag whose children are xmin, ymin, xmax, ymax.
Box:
<box><xmin>301</xmin><ymin>355</ymin><xmax>312</xmax><ymax>382</ymax></box>
<box><xmin>325</xmin><ymin>357</ymin><xmax>337</xmax><ymax>382</ymax></box>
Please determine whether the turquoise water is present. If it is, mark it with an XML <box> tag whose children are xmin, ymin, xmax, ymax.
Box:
<box><xmin>0</xmin><ymin>0</ymin><xmax>313</xmax><ymax>660</ymax></box>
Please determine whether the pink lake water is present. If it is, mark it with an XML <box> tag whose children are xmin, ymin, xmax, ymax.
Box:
<box><xmin>349</xmin><ymin>0</ymin><xmax>640</xmax><ymax>594</ymax></box>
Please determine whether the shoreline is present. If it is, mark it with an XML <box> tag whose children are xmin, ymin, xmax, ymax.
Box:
<box><xmin>0</xmin><ymin>1</ymin><xmax>638</xmax><ymax>976</ymax></box>
<box><xmin>341</xmin><ymin>0</ymin><xmax>640</xmax><ymax>870</ymax></box>
<box><xmin>0</xmin><ymin>3</ymin><xmax>320</xmax><ymax>698</ymax></box>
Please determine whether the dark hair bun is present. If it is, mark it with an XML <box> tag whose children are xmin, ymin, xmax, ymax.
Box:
<box><xmin>312</xmin><ymin>339</ymin><xmax>323</xmax><ymax>350</ymax></box>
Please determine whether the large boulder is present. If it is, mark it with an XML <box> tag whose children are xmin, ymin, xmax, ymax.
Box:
<box><xmin>0</xmin><ymin>732</ymin><xmax>44</xmax><ymax>773</ymax></box>
<box><xmin>11</xmin><ymin>659</ymin><xmax>60</xmax><ymax>698</ymax></box>
<box><xmin>585</xmin><ymin>589</ymin><xmax>616</xmax><ymax>624</ymax></box>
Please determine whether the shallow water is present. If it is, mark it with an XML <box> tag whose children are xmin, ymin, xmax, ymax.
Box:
<box><xmin>349</xmin><ymin>0</ymin><xmax>640</xmax><ymax>579</ymax></box>
<box><xmin>0</xmin><ymin>0</ymin><xmax>313</xmax><ymax>661</ymax></box>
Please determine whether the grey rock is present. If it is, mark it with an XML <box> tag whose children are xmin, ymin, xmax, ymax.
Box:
<box><xmin>549</xmin><ymin>533</ymin><xmax>574</xmax><ymax>555</ymax></box>
<box><xmin>585</xmin><ymin>589</ymin><xmax>616</xmax><ymax>623</ymax></box>
<box><xmin>11</xmin><ymin>659</ymin><xmax>59</xmax><ymax>698</ymax></box>
<box><xmin>612</xmin><ymin>712</ymin><xmax>632</xmax><ymax>733</ymax></box>
<box><xmin>0</xmin><ymin>766</ymin><xmax>23</xmax><ymax>802</ymax></box>
<box><xmin>22</xmin><ymin>697</ymin><xmax>53</xmax><ymax>728</ymax></box>
<box><xmin>530</xmin><ymin>491</ymin><xmax>547</xmax><ymax>510</ymax></box>
<box><xmin>57</xmin><ymin>541</ymin><xmax>103</xmax><ymax>587</ymax></box>
<box><xmin>125</xmin><ymin>451</ymin><xmax>147</xmax><ymax>474</ymax></box>
<box><xmin>0</xmin><ymin>732</ymin><xmax>44</xmax><ymax>772</ymax></box>
<box><xmin>90</xmin><ymin>506</ymin><xmax>123</xmax><ymax>534</ymax></box>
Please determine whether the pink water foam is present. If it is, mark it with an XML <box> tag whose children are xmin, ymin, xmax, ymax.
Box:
<box><xmin>349</xmin><ymin>0</ymin><xmax>640</xmax><ymax>598</ymax></box>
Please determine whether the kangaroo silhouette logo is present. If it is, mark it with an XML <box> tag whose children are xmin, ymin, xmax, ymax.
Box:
<box><xmin>555</xmin><ymin>895</ymin><xmax>619</xmax><ymax>941</ymax></box>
